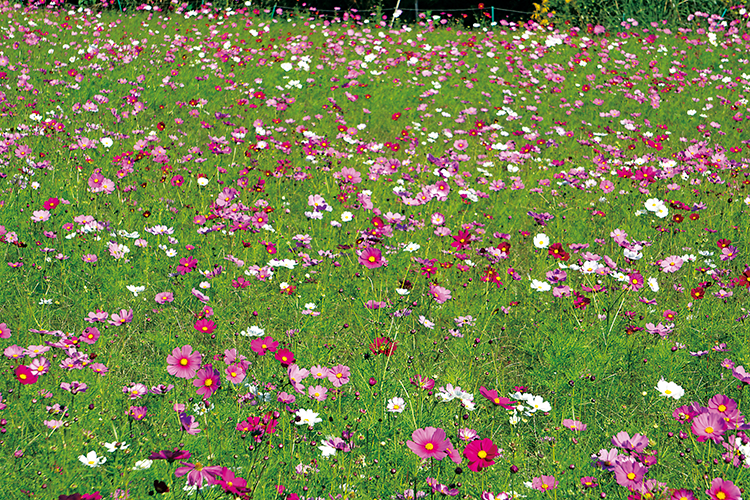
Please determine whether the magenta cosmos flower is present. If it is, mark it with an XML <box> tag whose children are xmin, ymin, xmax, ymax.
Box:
<box><xmin>406</xmin><ymin>427</ymin><xmax>450</xmax><ymax>460</ymax></box>
<box><xmin>429</xmin><ymin>283</ymin><xmax>452</xmax><ymax>304</ymax></box>
<box><xmin>359</xmin><ymin>247</ymin><xmax>386</xmax><ymax>269</ymax></box>
<box><xmin>167</xmin><ymin>345</ymin><xmax>202</xmax><ymax>379</ymax></box>
<box><xmin>193</xmin><ymin>364</ymin><xmax>220</xmax><ymax>399</ymax></box>
<box><xmin>479</xmin><ymin>386</ymin><xmax>516</xmax><ymax>409</ymax></box>
<box><xmin>194</xmin><ymin>318</ymin><xmax>216</xmax><ymax>335</ymax></box>
<box><xmin>706</xmin><ymin>478</ymin><xmax>741</xmax><ymax>500</ymax></box>
<box><xmin>463</xmin><ymin>438</ymin><xmax>499</xmax><ymax>471</ymax></box>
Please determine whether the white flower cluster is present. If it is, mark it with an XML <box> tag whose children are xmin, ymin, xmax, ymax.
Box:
<box><xmin>509</xmin><ymin>391</ymin><xmax>551</xmax><ymax>424</ymax></box>
<box><xmin>644</xmin><ymin>198</ymin><xmax>669</xmax><ymax>218</ymax></box>
<box><xmin>436</xmin><ymin>384</ymin><xmax>475</xmax><ymax>411</ymax></box>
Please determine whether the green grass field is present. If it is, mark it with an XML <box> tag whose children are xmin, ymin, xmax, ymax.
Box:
<box><xmin>0</xmin><ymin>3</ymin><xmax>749</xmax><ymax>499</ymax></box>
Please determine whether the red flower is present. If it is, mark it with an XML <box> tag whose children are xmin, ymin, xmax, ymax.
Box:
<box><xmin>370</xmin><ymin>337</ymin><xmax>398</xmax><ymax>356</ymax></box>
<box><xmin>717</xmin><ymin>239</ymin><xmax>731</xmax><ymax>249</ymax></box>
<box><xmin>15</xmin><ymin>365</ymin><xmax>38</xmax><ymax>385</ymax></box>
<box><xmin>548</xmin><ymin>243</ymin><xmax>570</xmax><ymax>261</ymax></box>
<box><xmin>690</xmin><ymin>287</ymin><xmax>705</xmax><ymax>300</ymax></box>
<box><xmin>275</xmin><ymin>349</ymin><xmax>295</xmax><ymax>367</ymax></box>
<box><xmin>391</xmin><ymin>112</ymin><xmax>401</xmax><ymax>120</ymax></box>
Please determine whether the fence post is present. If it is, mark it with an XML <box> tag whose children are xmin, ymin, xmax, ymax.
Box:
<box><xmin>491</xmin><ymin>6</ymin><xmax>494</xmax><ymax>23</ymax></box>
<box><xmin>415</xmin><ymin>0</ymin><xmax>418</xmax><ymax>21</ymax></box>
<box><xmin>271</xmin><ymin>4</ymin><xmax>276</xmax><ymax>18</ymax></box>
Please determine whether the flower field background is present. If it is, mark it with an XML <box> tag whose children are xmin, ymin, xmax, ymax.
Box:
<box><xmin>1</xmin><ymin>2</ymin><xmax>750</xmax><ymax>499</ymax></box>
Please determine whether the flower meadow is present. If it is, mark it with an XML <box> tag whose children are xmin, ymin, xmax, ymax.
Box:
<box><xmin>1</xmin><ymin>2</ymin><xmax>750</xmax><ymax>499</ymax></box>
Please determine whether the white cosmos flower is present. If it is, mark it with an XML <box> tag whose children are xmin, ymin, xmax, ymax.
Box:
<box><xmin>404</xmin><ymin>242</ymin><xmax>421</xmax><ymax>252</ymax></box>
<box><xmin>319</xmin><ymin>443</ymin><xmax>337</xmax><ymax>457</ymax></box>
<box><xmin>533</xmin><ymin>233</ymin><xmax>550</xmax><ymax>249</ymax></box>
<box><xmin>79</xmin><ymin>451</ymin><xmax>106</xmax><ymax>467</ymax></box>
<box><xmin>104</xmin><ymin>441</ymin><xmax>130</xmax><ymax>453</ymax></box>
<box><xmin>132</xmin><ymin>459</ymin><xmax>153</xmax><ymax>470</ymax></box>
<box><xmin>644</xmin><ymin>198</ymin><xmax>663</xmax><ymax>212</ymax></box>
<box><xmin>197</xmin><ymin>177</ymin><xmax>209</xmax><ymax>186</ymax></box>
<box><xmin>655</xmin><ymin>379</ymin><xmax>684</xmax><ymax>400</ymax></box>
<box><xmin>100</xmin><ymin>137</ymin><xmax>114</xmax><ymax>148</ymax></box>
<box><xmin>655</xmin><ymin>205</ymin><xmax>669</xmax><ymax>218</ymax></box>
<box><xmin>530</xmin><ymin>279</ymin><xmax>551</xmax><ymax>292</ymax></box>
<box><xmin>581</xmin><ymin>261</ymin><xmax>599</xmax><ymax>274</ymax></box>
<box><xmin>126</xmin><ymin>285</ymin><xmax>145</xmax><ymax>297</ymax></box>
<box><xmin>647</xmin><ymin>277</ymin><xmax>659</xmax><ymax>292</ymax></box>
<box><xmin>296</xmin><ymin>408</ymin><xmax>322</xmax><ymax>426</ymax></box>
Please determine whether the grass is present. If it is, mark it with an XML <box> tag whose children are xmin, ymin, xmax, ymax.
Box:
<box><xmin>0</xmin><ymin>2</ymin><xmax>749</xmax><ymax>499</ymax></box>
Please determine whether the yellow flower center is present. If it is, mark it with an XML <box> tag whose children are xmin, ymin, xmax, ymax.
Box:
<box><xmin>627</xmin><ymin>472</ymin><xmax>636</xmax><ymax>480</ymax></box>
<box><xmin>180</xmin><ymin>359</ymin><xmax>188</xmax><ymax>366</ymax></box>
<box><xmin>542</xmin><ymin>484</ymin><xmax>549</xmax><ymax>490</ymax></box>
<box><xmin>665</xmin><ymin>389</ymin><xmax>672</xmax><ymax>394</ymax></box>
<box><xmin>336</xmin><ymin>373</ymin><xmax>343</xmax><ymax>378</ymax></box>
<box><xmin>19</xmin><ymin>374</ymin><xmax>26</xmax><ymax>380</ymax></box>
<box><xmin>282</xmin><ymin>356</ymin><xmax>288</xmax><ymax>362</ymax></box>
<box><xmin>368</xmin><ymin>256</ymin><xmax>376</xmax><ymax>263</ymax></box>
<box><xmin>493</xmin><ymin>397</ymin><xmax>500</xmax><ymax>404</ymax></box>
<box><xmin>717</xmin><ymin>493</ymin><xmax>727</xmax><ymax>500</ymax></box>
<box><xmin>477</xmin><ymin>450</ymin><xmax>487</xmax><ymax>459</ymax></box>
<box><xmin>204</xmin><ymin>379</ymin><xmax>213</xmax><ymax>387</ymax></box>
<box><xmin>705</xmin><ymin>426</ymin><xmax>714</xmax><ymax>434</ymax></box>
<box><xmin>719</xmin><ymin>405</ymin><xmax>727</xmax><ymax>412</ymax></box>
<box><xmin>425</xmin><ymin>443</ymin><xmax>434</xmax><ymax>451</ymax></box>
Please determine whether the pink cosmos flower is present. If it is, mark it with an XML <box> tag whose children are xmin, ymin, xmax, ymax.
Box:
<box><xmin>287</xmin><ymin>364</ymin><xmax>309</xmax><ymax>393</ymax></box>
<box><xmin>660</xmin><ymin>256</ymin><xmax>683</xmax><ymax>273</ymax></box>
<box><xmin>359</xmin><ymin>247</ymin><xmax>386</xmax><ymax>269</ymax></box>
<box><xmin>108</xmin><ymin>309</ymin><xmax>133</xmax><ymax>326</ymax></box>
<box><xmin>309</xmin><ymin>365</ymin><xmax>329</xmax><ymax>379</ymax></box>
<box><xmin>706</xmin><ymin>478</ymin><xmax>741</xmax><ymax>500</ymax></box>
<box><xmin>0</xmin><ymin>323</ymin><xmax>11</xmax><ymax>339</ymax></box>
<box><xmin>166</xmin><ymin>345</ymin><xmax>202</xmax><ymax>379</ymax></box>
<box><xmin>30</xmin><ymin>210</ymin><xmax>51</xmax><ymax>223</ymax></box>
<box><xmin>407</xmin><ymin>427</ymin><xmax>450</xmax><ymax>460</ymax></box>
<box><xmin>175</xmin><ymin>461</ymin><xmax>222</xmax><ymax>487</ymax></box>
<box><xmin>340</xmin><ymin>167</ymin><xmax>362</xmax><ymax>184</ymax></box>
<box><xmin>308</xmin><ymin>385</ymin><xmax>328</xmax><ymax>402</ymax></box>
<box><xmin>671</xmin><ymin>489</ymin><xmax>696</xmax><ymax>500</ymax></box>
<box><xmin>599</xmin><ymin>179</ymin><xmax>615</xmax><ymax>193</ymax></box>
<box><xmin>531</xmin><ymin>475</ymin><xmax>558</xmax><ymax>491</ymax></box>
<box><xmin>429</xmin><ymin>283</ymin><xmax>452</xmax><ymax>304</ymax></box>
<box><xmin>225</xmin><ymin>363</ymin><xmax>246</xmax><ymax>385</ymax></box>
<box><xmin>562</xmin><ymin>419</ymin><xmax>587</xmax><ymax>432</ymax></box>
<box><xmin>614</xmin><ymin>459</ymin><xmax>646</xmax><ymax>489</ymax></box>
<box><xmin>155</xmin><ymin>292</ymin><xmax>174</xmax><ymax>304</ymax></box>
<box><xmin>80</xmin><ymin>327</ymin><xmax>100</xmax><ymax>345</ymax></box>
<box><xmin>327</xmin><ymin>364</ymin><xmax>350</xmax><ymax>387</ymax></box>
<box><xmin>612</xmin><ymin>431</ymin><xmax>649</xmax><ymax>452</ymax></box>
<box><xmin>691</xmin><ymin>412</ymin><xmax>727</xmax><ymax>443</ymax></box>
<box><xmin>193</xmin><ymin>364</ymin><xmax>221</xmax><ymax>399</ymax></box>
